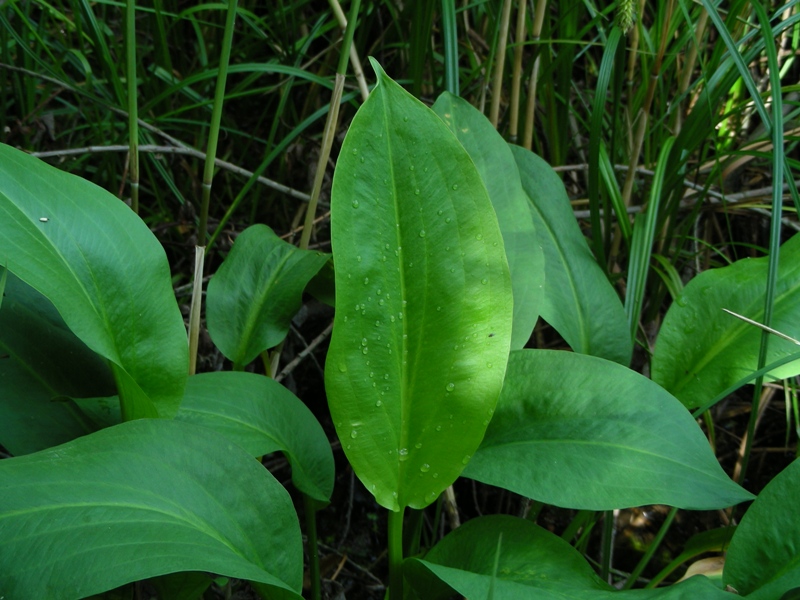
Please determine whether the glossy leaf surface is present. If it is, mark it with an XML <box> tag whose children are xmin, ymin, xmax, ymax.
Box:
<box><xmin>652</xmin><ymin>232</ymin><xmax>800</xmax><ymax>408</ymax></box>
<box><xmin>405</xmin><ymin>515</ymin><xmax>730</xmax><ymax>599</ymax></box>
<box><xmin>0</xmin><ymin>273</ymin><xmax>113</xmax><ymax>454</ymax></box>
<box><xmin>724</xmin><ymin>459</ymin><xmax>800</xmax><ymax>597</ymax></box>
<box><xmin>325</xmin><ymin>60</ymin><xmax>513</xmax><ymax>510</ymax></box>
<box><xmin>464</xmin><ymin>350</ymin><xmax>753</xmax><ymax>510</ymax></box>
<box><xmin>176</xmin><ymin>371</ymin><xmax>334</xmax><ymax>502</ymax></box>
<box><xmin>0</xmin><ymin>144</ymin><xmax>187</xmax><ymax>419</ymax></box>
<box><xmin>206</xmin><ymin>224</ymin><xmax>329</xmax><ymax>368</ymax></box>
<box><xmin>433</xmin><ymin>92</ymin><xmax>542</xmax><ymax>350</ymax></box>
<box><xmin>510</xmin><ymin>144</ymin><xmax>632</xmax><ymax>365</ymax></box>
<box><xmin>0</xmin><ymin>419</ymin><xmax>302</xmax><ymax>599</ymax></box>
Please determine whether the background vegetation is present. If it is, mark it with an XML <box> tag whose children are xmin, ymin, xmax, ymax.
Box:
<box><xmin>2</xmin><ymin>0</ymin><xmax>799</xmax><ymax>596</ymax></box>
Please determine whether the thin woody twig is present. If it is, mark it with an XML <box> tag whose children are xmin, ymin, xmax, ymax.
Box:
<box><xmin>275</xmin><ymin>321</ymin><xmax>334</xmax><ymax>383</ymax></box>
<box><xmin>30</xmin><ymin>144</ymin><xmax>311</xmax><ymax>202</ymax></box>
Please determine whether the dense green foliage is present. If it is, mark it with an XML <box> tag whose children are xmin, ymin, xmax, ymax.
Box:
<box><xmin>1</xmin><ymin>1</ymin><xmax>799</xmax><ymax>598</ymax></box>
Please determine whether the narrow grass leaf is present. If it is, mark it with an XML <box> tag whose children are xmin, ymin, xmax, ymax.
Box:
<box><xmin>724</xmin><ymin>459</ymin><xmax>800</xmax><ymax>598</ymax></box>
<box><xmin>509</xmin><ymin>144</ymin><xmax>632</xmax><ymax>365</ymax></box>
<box><xmin>0</xmin><ymin>419</ymin><xmax>303</xmax><ymax>600</ymax></box>
<box><xmin>176</xmin><ymin>371</ymin><xmax>334</xmax><ymax>503</ymax></box>
<box><xmin>441</xmin><ymin>0</ymin><xmax>459</xmax><ymax>96</ymax></box>
<box><xmin>652</xmin><ymin>233</ymin><xmax>800</xmax><ymax>409</ymax></box>
<box><xmin>464</xmin><ymin>350</ymin><xmax>754</xmax><ymax>510</ymax></box>
<box><xmin>599</xmin><ymin>143</ymin><xmax>630</xmax><ymax>243</ymax></box>
<box><xmin>587</xmin><ymin>26</ymin><xmax>622</xmax><ymax>263</ymax></box>
<box><xmin>626</xmin><ymin>137</ymin><xmax>675</xmax><ymax>340</ymax></box>
<box><xmin>206</xmin><ymin>224</ymin><xmax>329</xmax><ymax>369</ymax></box>
<box><xmin>433</xmin><ymin>92</ymin><xmax>542</xmax><ymax>350</ymax></box>
<box><xmin>0</xmin><ymin>144</ymin><xmax>188</xmax><ymax>419</ymax></box>
<box><xmin>648</xmin><ymin>527</ymin><xmax>737</xmax><ymax>588</ymax></box>
<box><xmin>325</xmin><ymin>60</ymin><xmax>513</xmax><ymax>511</ymax></box>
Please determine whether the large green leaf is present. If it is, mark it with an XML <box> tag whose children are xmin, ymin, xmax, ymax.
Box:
<box><xmin>0</xmin><ymin>272</ymin><xmax>114</xmax><ymax>454</ymax></box>
<box><xmin>405</xmin><ymin>515</ymin><xmax>731</xmax><ymax>599</ymax></box>
<box><xmin>0</xmin><ymin>271</ymin><xmax>116</xmax><ymax>399</ymax></box>
<box><xmin>0</xmin><ymin>358</ymin><xmax>99</xmax><ymax>456</ymax></box>
<box><xmin>0</xmin><ymin>144</ymin><xmax>187</xmax><ymax>419</ymax></box>
<box><xmin>405</xmin><ymin>515</ymin><xmax>611</xmax><ymax>599</ymax></box>
<box><xmin>652</xmin><ymin>232</ymin><xmax>800</xmax><ymax>409</ymax></box>
<box><xmin>724</xmin><ymin>459</ymin><xmax>800</xmax><ymax>598</ymax></box>
<box><xmin>463</xmin><ymin>350</ymin><xmax>753</xmax><ymax>510</ymax></box>
<box><xmin>206</xmin><ymin>224</ymin><xmax>329</xmax><ymax>369</ymax></box>
<box><xmin>432</xmin><ymin>92</ymin><xmax>542</xmax><ymax>350</ymax></box>
<box><xmin>176</xmin><ymin>371</ymin><xmax>334</xmax><ymax>502</ymax></box>
<box><xmin>325</xmin><ymin>60</ymin><xmax>513</xmax><ymax>511</ymax></box>
<box><xmin>509</xmin><ymin>144</ymin><xmax>632</xmax><ymax>365</ymax></box>
<box><xmin>0</xmin><ymin>418</ymin><xmax>303</xmax><ymax>600</ymax></box>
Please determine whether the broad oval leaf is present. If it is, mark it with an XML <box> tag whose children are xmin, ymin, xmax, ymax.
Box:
<box><xmin>652</xmin><ymin>232</ymin><xmax>800</xmax><ymax>408</ymax></box>
<box><xmin>509</xmin><ymin>144</ymin><xmax>632</xmax><ymax>365</ymax></box>
<box><xmin>0</xmin><ymin>357</ymin><xmax>99</xmax><ymax>456</ymax></box>
<box><xmin>0</xmin><ymin>144</ymin><xmax>187</xmax><ymax>419</ymax></box>
<box><xmin>206</xmin><ymin>224</ymin><xmax>329</xmax><ymax>369</ymax></box>
<box><xmin>0</xmin><ymin>272</ymin><xmax>114</xmax><ymax>454</ymax></box>
<box><xmin>406</xmin><ymin>515</ymin><xmax>733</xmax><ymax>600</ymax></box>
<box><xmin>0</xmin><ymin>271</ymin><xmax>116</xmax><ymax>399</ymax></box>
<box><xmin>325</xmin><ymin>60</ymin><xmax>513</xmax><ymax>511</ymax></box>
<box><xmin>405</xmin><ymin>515</ymin><xmax>611</xmax><ymax>599</ymax></box>
<box><xmin>432</xmin><ymin>92</ymin><xmax>542</xmax><ymax>350</ymax></box>
<box><xmin>176</xmin><ymin>371</ymin><xmax>334</xmax><ymax>503</ymax></box>
<box><xmin>724</xmin><ymin>459</ymin><xmax>800</xmax><ymax>597</ymax></box>
<box><xmin>463</xmin><ymin>350</ymin><xmax>753</xmax><ymax>510</ymax></box>
<box><xmin>0</xmin><ymin>418</ymin><xmax>303</xmax><ymax>600</ymax></box>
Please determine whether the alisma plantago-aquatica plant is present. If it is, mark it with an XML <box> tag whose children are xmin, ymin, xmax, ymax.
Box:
<box><xmin>1</xmin><ymin>62</ymin><xmax>799</xmax><ymax>599</ymax></box>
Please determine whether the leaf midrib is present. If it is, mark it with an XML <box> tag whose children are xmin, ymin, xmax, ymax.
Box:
<box><xmin>379</xmin><ymin>79</ymin><xmax>412</xmax><ymax>480</ymax></box>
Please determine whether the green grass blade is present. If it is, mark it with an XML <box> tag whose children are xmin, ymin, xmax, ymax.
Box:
<box><xmin>587</xmin><ymin>25</ymin><xmax>622</xmax><ymax>266</ymax></box>
<box><xmin>625</xmin><ymin>136</ymin><xmax>675</xmax><ymax>341</ymax></box>
<box><xmin>738</xmin><ymin>0</ymin><xmax>785</xmax><ymax>484</ymax></box>
<box><xmin>125</xmin><ymin>0</ymin><xmax>139</xmax><ymax>213</ymax></box>
<box><xmin>198</xmin><ymin>0</ymin><xmax>238</xmax><ymax>246</ymax></box>
<box><xmin>441</xmin><ymin>0</ymin><xmax>459</xmax><ymax>95</ymax></box>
